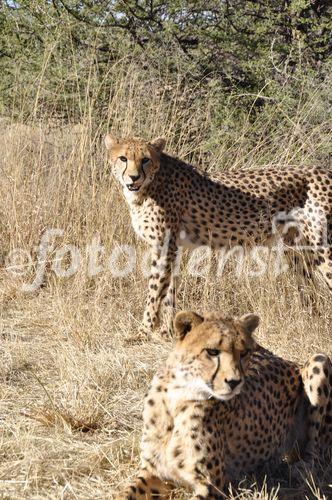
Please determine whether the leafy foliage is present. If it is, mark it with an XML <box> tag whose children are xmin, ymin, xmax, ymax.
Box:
<box><xmin>0</xmin><ymin>0</ymin><xmax>331</xmax><ymax>120</ymax></box>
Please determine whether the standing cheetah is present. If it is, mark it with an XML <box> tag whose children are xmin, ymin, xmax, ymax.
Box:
<box><xmin>116</xmin><ymin>310</ymin><xmax>332</xmax><ymax>499</ymax></box>
<box><xmin>105</xmin><ymin>135</ymin><xmax>332</xmax><ymax>336</ymax></box>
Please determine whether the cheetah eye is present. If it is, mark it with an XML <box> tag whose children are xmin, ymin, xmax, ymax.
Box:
<box><xmin>142</xmin><ymin>157</ymin><xmax>150</xmax><ymax>164</ymax></box>
<box><xmin>240</xmin><ymin>350</ymin><xmax>250</xmax><ymax>358</ymax></box>
<box><xmin>206</xmin><ymin>348</ymin><xmax>220</xmax><ymax>357</ymax></box>
<box><xmin>119</xmin><ymin>156</ymin><xmax>127</xmax><ymax>162</ymax></box>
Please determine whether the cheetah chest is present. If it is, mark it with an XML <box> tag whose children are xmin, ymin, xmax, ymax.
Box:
<box><xmin>141</xmin><ymin>417</ymin><xmax>179</xmax><ymax>482</ymax></box>
<box><xmin>129</xmin><ymin>211</ymin><xmax>146</xmax><ymax>241</ymax></box>
<box><xmin>127</xmin><ymin>202</ymin><xmax>154</xmax><ymax>243</ymax></box>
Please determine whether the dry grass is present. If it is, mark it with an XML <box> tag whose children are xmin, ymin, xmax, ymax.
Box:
<box><xmin>0</xmin><ymin>66</ymin><xmax>332</xmax><ymax>499</ymax></box>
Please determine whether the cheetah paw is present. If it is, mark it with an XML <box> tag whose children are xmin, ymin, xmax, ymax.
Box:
<box><xmin>124</xmin><ymin>326</ymin><xmax>152</xmax><ymax>345</ymax></box>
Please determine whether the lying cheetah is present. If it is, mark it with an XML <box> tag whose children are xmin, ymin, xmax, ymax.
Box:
<box><xmin>117</xmin><ymin>311</ymin><xmax>332</xmax><ymax>499</ymax></box>
<box><xmin>105</xmin><ymin>135</ymin><xmax>332</xmax><ymax>336</ymax></box>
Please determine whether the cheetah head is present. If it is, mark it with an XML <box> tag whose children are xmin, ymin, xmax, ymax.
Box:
<box><xmin>169</xmin><ymin>311</ymin><xmax>259</xmax><ymax>402</ymax></box>
<box><xmin>104</xmin><ymin>135</ymin><xmax>165</xmax><ymax>194</ymax></box>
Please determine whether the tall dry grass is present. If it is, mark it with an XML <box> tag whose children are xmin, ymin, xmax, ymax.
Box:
<box><xmin>0</xmin><ymin>60</ymin><xmax>332</xmax><ymax>499</ymax></box>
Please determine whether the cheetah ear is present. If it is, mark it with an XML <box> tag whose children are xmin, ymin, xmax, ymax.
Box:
<box><xmin>104</xmin><ymin>134</ymin><xmax>119</xmax><ymax>150</ymax></box>
<box><xmin>237</xmin><ymin>313</ymin><xmax>260</xmax><ymax>335</ymax></box>
<box><xmin>150</xmin><ymin>137</ymin><xmax>166</xmax><ymax>152</ymax></box>
<box><xmin>174</xmin><ymin>311</ymin><xmax>204</xmax><ymax>340</ymax></box>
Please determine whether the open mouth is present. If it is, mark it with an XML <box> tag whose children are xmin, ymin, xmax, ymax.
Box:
<box><xmin>126</xmin><ymin>184</ymin><xmax>142</xmax><ymax>192</ymax></box>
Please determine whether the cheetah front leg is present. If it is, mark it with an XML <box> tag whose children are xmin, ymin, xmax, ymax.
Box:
<box><xmin>159</xmin><ymin>271</ymin><xmax>179</xmax><ymax>337</ymax></box>
<box><xmin>116</xmin><ymin>470</ymin><xmax>172</xmax><ymax>499</ymax></box>
<box><xmin>141</xmin><ymin>238</ymin><xmax>178</xmax><ymax>338</ymax></box>
<box><xmin>301</xmin><ymin>353</ymin><xmax>332</xmax><ymax>464</ymax></box>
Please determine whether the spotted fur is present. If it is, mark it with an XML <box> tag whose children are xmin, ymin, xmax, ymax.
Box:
<box><xmin>116</xmin><ymin>311</ymin><xmax>332</xmax><ymax>499</ymax></box>
<box><xmin>105</xmin><ymin>135</ymin><xmax>332</xmax><ymax>337</ymax></box>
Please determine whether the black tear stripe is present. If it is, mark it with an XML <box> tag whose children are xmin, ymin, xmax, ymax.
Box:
<box><xmin>121</xmin><ymin>165</ymin><xmax>128</xmax><ymax>184</ymax></box>
<box><xmin>239</xmin><ymin>357</ymin><xmax>244</xmax><ymax>375</ymax></box>
<box><xmin>210</xmin><ymin>356</ymin><xmax>220</xmax><ymax>389</ymax></box>
<box><xmin>141</xmin><ymin>164</ymin><xmax>147</xmax><ymax>182</ymax></box>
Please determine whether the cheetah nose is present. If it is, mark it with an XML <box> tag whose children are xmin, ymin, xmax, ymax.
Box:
<box><xmin>129</xmin><ymin>174</ymin><xmax>141</xmax><ymax>182</ymax></box>
<box><xmin>226</xmin><ymin>379</ymin><xmax>241</xmax><ymax>391</ymax></box>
